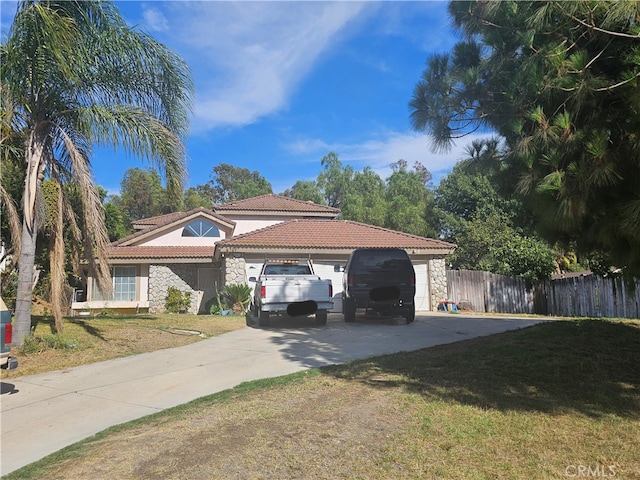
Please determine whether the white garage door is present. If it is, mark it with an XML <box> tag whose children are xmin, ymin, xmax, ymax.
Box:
<box><xmin>312</xmin><ymin>263</ymin><xmax>345</xmax><ymax>312</ymax></box>
<box><xmin>413</xmin><ymin>262</ymin><xmax>430</xmax><ymax>311</ymax></box>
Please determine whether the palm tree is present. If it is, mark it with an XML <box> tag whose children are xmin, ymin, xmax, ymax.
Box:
<box><xmin>1</xmin><ymin>0</ymin><xmax>193</xmax><ymax>345</ymax></box>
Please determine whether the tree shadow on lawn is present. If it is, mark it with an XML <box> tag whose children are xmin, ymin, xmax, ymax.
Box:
<box><xmin>325</xmin><ymin>320</ymin><xmax>640</xmax><ymax>418</ymax></box>
<box><xmin>30</xmin><ymin>316</ymin><xmax>107</xmax><ymax>341</ymax></box>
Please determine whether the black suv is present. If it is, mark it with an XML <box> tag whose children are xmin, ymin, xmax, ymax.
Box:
<box><xmin>342</xmin><ymin>248</ymin><xmax>416</xmax><ymax>323</ymax></box>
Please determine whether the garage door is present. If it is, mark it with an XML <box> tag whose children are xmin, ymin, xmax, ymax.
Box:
<box><xmin>312</xmin><ymin>263</ymin><xmax>345</xmax><ymax>312</ymax></box>
<box><xmin>413</xmin><ymin>262</ymin><xmax>430</xmax><ymax>311</ymax></box>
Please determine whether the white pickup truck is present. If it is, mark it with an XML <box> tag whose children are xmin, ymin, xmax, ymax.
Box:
<box><xmin>250</xmin><ymin>259</ymin><xmax>333</xmax><ymax>326</ymax></box>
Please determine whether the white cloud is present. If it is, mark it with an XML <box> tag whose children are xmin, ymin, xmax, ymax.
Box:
<box><xmin>144</xmin><ymin>2</ymin><xmax>370</xmax><ymax>133</ymax></box>
<box><xmin>283</xmin><ymin>131</ymin><xmax>497</xmax><ymax>184</ymax></box>
<box><xmin>141</xmin><ymin>6</ymin><xmax>169</xmax><ymax>32</ymax></box>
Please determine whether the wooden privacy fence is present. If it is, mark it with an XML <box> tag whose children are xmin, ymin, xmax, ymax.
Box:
<box><xmin>446</xmin><ymin>269</ymin><xmax>640</xmax><ymax>319</ymax></box>
<box><xmin>535</xmin><ymin>275</ymin><xmax>640</xmax><ymax>319</ymax></box>
<box><xmin>446</xmin><ymin>270</ymin><xmax>534</xmax><ymax>314</ymax></box>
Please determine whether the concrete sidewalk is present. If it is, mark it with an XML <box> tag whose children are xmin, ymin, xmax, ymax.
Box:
<box><xmin>0</xmin><ymin>313</ymin><xmax>544</xmax><ymax>475</ymax></box>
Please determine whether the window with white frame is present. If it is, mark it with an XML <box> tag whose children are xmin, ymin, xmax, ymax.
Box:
<box><xmin>182</xmin><ymin>219</ymin><xmax>220</xmax><ymax>237</ymax></box>
<box><xmin>113</xmin><ymin>266</ymin><xmax>136</xmax><ymax>301</ymax></box>
<box><xmin>92</xmin><ymin>266</ymin><xmax>136</xmax><ymax>301</ymax></box>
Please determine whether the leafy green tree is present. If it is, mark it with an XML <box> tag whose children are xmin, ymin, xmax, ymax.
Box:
<box><xmin>103</xmin><ymin>201</ymin><xmax>130</xmax><ymax>241</ymax></box>
<box><xmin>451</xmin><ymin>212</ymin><xmax>556</xmax><ymax>285</ymax></box>
<box><xmin>208</xmin><ymin>163</ymin><xmax>272</xmax><ymax>204</ymax></box>
<box><xmin>316</xmin><ymin>152</ymin><xmax>354</xmax><ymax>209</ymax></box>
<box><xmin>385</xmin><ymin>160</ymin><xmax>437</xmax><ymax>237</ymax></box>
<box><xmin>1</xmin><ymin>0</ymin><xmax>192</xmax><ymax>344</ymax></box>
<box><xmin>282</xmin><ymin>180</ymin><xmax>325</xmax><ymax>205</ymax></box>
<box><xmin>94</xmin><ymin>186</ymin><xmax>130</xmax><ymax>241</ymax></box>
<box><xmin>183</xmin><ymin>186</ymin><xmax>215</xmax><ymax>210</ymax></box>
<box><xmin>118</xmin><ymin>168</ymin><xmax>172</xmax><ymax>223</ymax></box>
<box><xmin>435</xmin><ymin>145</ymin><xmax>555</xmax><ymax>282</ymax></box>
<box><xmin>341</xmin><ymin>167</ymin><xmax>387</xmax><ymax>226</ymax></box>
<box><xmin>410</xmin><ymin>0</ymin><xmax>640</xmax><ymax>275</ymax></box>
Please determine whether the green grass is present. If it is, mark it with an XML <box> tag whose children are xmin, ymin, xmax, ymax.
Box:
<box><xmin>4</xmin><ymin>319</ymin><xmax>640</xmax><ymax>479</ymax></box>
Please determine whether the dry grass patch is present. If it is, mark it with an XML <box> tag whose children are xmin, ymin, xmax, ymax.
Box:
<box><xmin>5</xmin><ymin>319</ymin><xmax>640</xmax><ymax>480</ymax></box>
<box><xmin>1</xmin><ymin>313</ymin><xmax>246</xmax><ymax>378</ymax></box>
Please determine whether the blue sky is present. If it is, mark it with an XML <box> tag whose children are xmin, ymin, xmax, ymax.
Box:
<box><xmin>1</xmin><ymin>1</ymin><xmax>491</xmax><ymax>196</ymax></box>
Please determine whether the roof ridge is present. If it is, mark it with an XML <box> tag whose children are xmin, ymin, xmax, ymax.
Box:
<box><xmin>342</xmin><ymin>220</ymin><xmax>454</xmax><ymax>247</ymax></box>
<box><xmin>215</xmin><ymin>194</ymin><xmax>340</xmax><ymax>212</ymax></box>
<box><xmin>215</xmin><ymin>193</ymin><xmax>274</xmax><ymax>208</ymax></box>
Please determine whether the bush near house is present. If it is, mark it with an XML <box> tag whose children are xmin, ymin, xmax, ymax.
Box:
<box><xmin>165</xmin><ymin>287</ymin><xmax>192</xmax><ymax>313</ymax></box>
<box><xmin>221</xmin><ymin>284</ymin><xmax>252</xmax><ymax>314</ymax></box>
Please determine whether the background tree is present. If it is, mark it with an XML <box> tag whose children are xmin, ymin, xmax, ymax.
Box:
<box><xmin>316</xmin><ymin>152</ymin><xmax>354</xmax><ymax>209</ymax></box>
<box><xmin>112</xmin><ymin>168</ymin><xmax>173</xmax><ymax>227</ymax></box>
<box><xmin>410</xmin><ymin>0</ymin><xmax>640</xmax><ymax>275</ymax></box>
<box><xmin>183</xmin><ymin>185</ymin><xmax>215</xmax><ymax>210</ymax></box>
<box><xmin>281</xmin><ymin>180</ymin><xmax>325</xmax><ymax>205</ymax></box>
<box><xmin>434</xmin><ymin>141</ymin><xmax>556</xmax><ymax>282</ymax></box>
<box><xmin>99</xmin><ymin>184</ymin><xmax>131</xmax><ymax>242</ymax></box>
<box><xmin>385</xmin><ymin>160</ymin><xmax>437</xmax><ymax>237</ymax></box>
<box><xmin>341</xmin><ymin>167</ymin><xmax>387</xmax><ymax>226</ymax></box>
<box><xmin>1</xmin><ymin>0</ymin><xmax>192</xmax><ymax>345</ymax></box>
<box><xmin>452</xmin><ymin>212</ymin><xmax>556</xmax><ymax>284</ymax></box>
<box><xmin>207</xmin><ymin>163</ymin><xmax>272</xmax><ymax>204</ymax></box>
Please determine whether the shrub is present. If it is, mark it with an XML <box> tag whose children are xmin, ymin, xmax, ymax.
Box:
<box><xmin>221</xmin><ymin>284</ymin><xmax>252</xmax><ymax>314</ymax></box>
<box><xmin>165</xmin><ymin>287</ymin><xmax>192</xmax><ymax>313</ymax></box>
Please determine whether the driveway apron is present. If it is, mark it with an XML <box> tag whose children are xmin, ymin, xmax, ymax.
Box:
<box><xmin>0</xmin><ymin>313</ymin><xmax>543</xmax><ymax>475</ymax></box>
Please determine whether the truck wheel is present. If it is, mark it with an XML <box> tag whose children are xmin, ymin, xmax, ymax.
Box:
<box><xmin>258</xmin><ymin>310</ymin><xmax>270</xmax><ymax>327</ymax></box>
<box><xmin>405</xmin><ymin>304</ymin><xmax>415</xmax><ymax>324</ymax></box>
<box><xmin>344</xmin><ymin>298</ymin><xmax>356</xmax><ymax>323</ymax></box>
<box><xmin>315</xmin><ymin>310</ymin><xmax>327</xmax><ymax>326</ymax></box>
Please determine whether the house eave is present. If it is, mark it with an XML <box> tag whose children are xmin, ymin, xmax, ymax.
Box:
<box><xmin>214</xmin><ymin>209</ymin><xmax>337</xmax><ymax>218</ymax></box>
<box><xmin>108</xmin><ymin>257</ymin><xmax>215</xmax><ymax>264</ymax></box>
<box><xmin>214</xmin><ymin>245</ymin><xmax>455</xmax><ymax>260</ymax></box>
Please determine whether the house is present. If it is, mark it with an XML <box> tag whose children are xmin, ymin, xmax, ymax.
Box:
<box><xmin>71</xmin><ymin>194</ymin><xmax>455</xmax><ymax>315</ymax></box>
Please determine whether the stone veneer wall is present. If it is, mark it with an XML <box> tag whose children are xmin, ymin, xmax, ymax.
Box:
<box><xmin>223</xmin><ymin>254</ymin><xmax>247</xmax><ymax>285</ymax></box>
<box><xmin>428</xmin><ymin>256</ymin><xmax>448</xmax><ymax>310</ymax></box>
<box><xmin>149</xmin><ymin>264</ymin><xmax>199</xmax><ymax>314</ymax></box>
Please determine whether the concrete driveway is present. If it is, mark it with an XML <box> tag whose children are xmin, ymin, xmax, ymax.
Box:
<box><xmin>0</xmin><ymin>312</ymin><xmax>545</xmax><ymax>475</ymax></box>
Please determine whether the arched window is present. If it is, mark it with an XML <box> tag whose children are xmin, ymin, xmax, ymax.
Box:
<box><xmin>182</xmin><ymin>219</ymin><xmax>220</xmax><ymax>237</ymax></box>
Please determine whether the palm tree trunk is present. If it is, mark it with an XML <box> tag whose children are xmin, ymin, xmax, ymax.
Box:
<box><xmin>13</xmin><ymin>134</ymin><xmax>47</xmax><ymax>347</ymax></box>
<box><xmin>14</xmin><ymin>217</ymin><xmax>37</xmax><ymax>347</ymax></box>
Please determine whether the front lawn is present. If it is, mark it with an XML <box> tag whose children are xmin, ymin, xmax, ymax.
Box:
<box><xmin>6</xmin><ymin>318</ymin><xmax>639</xmax><ymax>479</ymax></box>
<box><xmin>1</xmin><ymin>313</ymin><xmax>246</xmax><ymax>379</ymax></box>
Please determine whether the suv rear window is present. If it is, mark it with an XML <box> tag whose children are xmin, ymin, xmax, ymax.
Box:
<box><xmin>350</xmin><ymin>250</ymin><xmax>411</xmax><ymax>272</ymax></box>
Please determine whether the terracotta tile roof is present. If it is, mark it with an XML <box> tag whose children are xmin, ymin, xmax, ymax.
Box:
<box><xmin>131</xmin><ymin>211</ymin><xmax>192</xmax><ymax>229</ymax></box>
<box><xmin>215</xmin><ymin>194</ymin><xmax>339</xmax><ymax>215</ymax></box>
<box><xmin>216</xmin><ymin>219</ymin><xmax>456</xmax><ymax>252</ymax></box>
<box><xmin>108</xmin><ymin>246</ymin><xmax>215</xmax><ymax>260</ymax></box>
<box><xmin>115</xmin><ymin>207</ymin><xmax>235</xmax><ymax>246</ymax></box>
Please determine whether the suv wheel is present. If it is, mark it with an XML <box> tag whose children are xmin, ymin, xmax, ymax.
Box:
<box><xmin>405</xmin><ymin>304</ymin><xmax>415</xmax><ymax>324</ymax></box>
